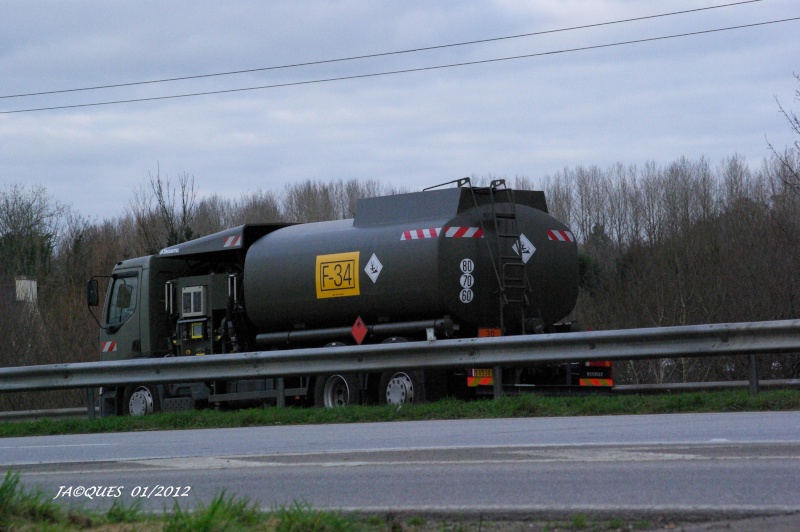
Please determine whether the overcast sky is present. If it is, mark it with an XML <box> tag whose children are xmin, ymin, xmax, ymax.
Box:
<box><xmin>1</xmin><ymin>0</ymin><xmax>798</xmax><ymax>222</ymax></box>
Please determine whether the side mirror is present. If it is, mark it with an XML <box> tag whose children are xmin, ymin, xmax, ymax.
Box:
<box><xmin>87</xmin><ymin>279</ymin><xmax>99</xmax><ymax>307</ymax></box>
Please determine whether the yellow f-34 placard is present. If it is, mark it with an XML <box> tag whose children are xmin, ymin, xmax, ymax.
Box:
<box><xmin>316</xmin><ymin>251</ymin><xmax>360</xmax><ymax>299</ymax></box>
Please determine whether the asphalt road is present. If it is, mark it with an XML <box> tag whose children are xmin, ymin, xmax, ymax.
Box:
<box><xmin>2</xmin><ymin>411</ymin><xmax>800</xmax><ymax>524</ymax></box>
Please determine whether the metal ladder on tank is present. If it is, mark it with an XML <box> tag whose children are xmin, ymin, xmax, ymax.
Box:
<box><xmin>485</xmin><ymin>179</ymin><xmax>529</xmax><ymax>335</ymax></box>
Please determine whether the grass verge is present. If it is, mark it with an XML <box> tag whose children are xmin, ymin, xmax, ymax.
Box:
<box><xmin>2</xmin><ymin>470</ymin><xmax>658</xmax><ymax>531</ymax></box>
<box><xmin>1</xmin><ymin>389</ymin><xmax>799</xmax><ymax>439</ymax></box>
<box><xmin>0</xmin><ymin>470</ymin><xmax>364</xmax><ymax>531</ymax></box>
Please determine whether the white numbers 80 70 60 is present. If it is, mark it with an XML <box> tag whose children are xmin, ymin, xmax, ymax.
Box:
<box><xmin>460</xmin><ymin>258</ymin><xmax>474</xmax><ymax>304</ymax></box>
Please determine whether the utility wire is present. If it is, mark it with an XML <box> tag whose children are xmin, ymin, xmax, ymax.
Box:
<box><xmin>0</xmin><ymin>0</ymin><xmax>765</xmax><ymax>100</ymax></box>
<box><xmin>1</xmin><ymin>16</ymin><xmax>797</xmax><ymax>115</ymax></box>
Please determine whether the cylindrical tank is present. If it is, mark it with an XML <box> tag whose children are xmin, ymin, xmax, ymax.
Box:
<box><xmin>242</xmin><ymin>188</ymin><xmax>578</xmax><ymax>336</ymax></box>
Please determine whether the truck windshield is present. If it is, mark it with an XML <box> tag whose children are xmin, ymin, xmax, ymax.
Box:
<box><xmin>106</xmin><ymin>275</ymin><xmax>139</xmax><ymax>328</ymax></box>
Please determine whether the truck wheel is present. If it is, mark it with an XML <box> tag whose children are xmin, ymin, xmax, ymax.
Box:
<box><xmin>379</xmin><ymin>370</ymin><xmax>426</xmax><ymax>406</ymax></box>
<box><xmin>123</xmin><ymin>384</ymin><xmax>160</xmax><ymax>416</ymax></box>
<box><xmin>314</xmin><ymin>374</ymin><xmax>361</xmax><ymax>408</ymax></box>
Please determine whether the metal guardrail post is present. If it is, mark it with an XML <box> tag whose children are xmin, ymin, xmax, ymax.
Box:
<box><xmin>749</xmin><ymin>354</ymin><xmax>760</xmax><ymax>394</ymax></box>
<box><xmin>86</xmin><ymin>387</ymin><xmax>96</xmax><ymax>420</ymax></box>
<box><xmin>493</xmin><ymin>366</ymin><xmax>503</xmax><ymax>399</ymax></box>
<box><xmin>276</xmin><ymin>378</ymin><xmax>285</xmax><ymax>408</ymax></box>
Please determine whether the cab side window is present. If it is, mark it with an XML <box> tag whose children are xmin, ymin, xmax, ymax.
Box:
<box><xmin>107</xmin><ymin>276</ymin><xmax>139</xmax><ymax>327</ymax></box>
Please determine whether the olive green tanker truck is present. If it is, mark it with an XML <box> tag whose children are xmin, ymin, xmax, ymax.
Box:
<box><xmin>87</xmin><ymin>180</ymin><xmax>611</xmax><ymax>416</ymax></box>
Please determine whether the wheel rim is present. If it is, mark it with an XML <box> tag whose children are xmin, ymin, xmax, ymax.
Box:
<box><xmin>385</xmin><ymin>372</ymin><xmax>414</xmax><ymax>405</ymax></box>
<box><xmin>323</xmin><ymin>375</ymin><xmax>351</xmax><ymax>408</ymax></box>
<box><xmin>128</xmin><ymin>386</ymin><xmax>154</xmax><ymax>416</ymax></box>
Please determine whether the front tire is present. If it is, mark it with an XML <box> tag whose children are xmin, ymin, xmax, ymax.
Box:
<box><xmin>123</xmin><ymin>384</ymin><xmax>160</xmax><ymax>416</ymax></box>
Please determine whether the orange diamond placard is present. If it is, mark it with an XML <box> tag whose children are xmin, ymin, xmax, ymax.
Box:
<box><xmin>351</xmin><ymin>316</ymin><xmax>368</xmax><ymax>345</ymax></box>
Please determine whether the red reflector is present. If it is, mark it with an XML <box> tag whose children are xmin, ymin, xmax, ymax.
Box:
<box><xmin>467</xmin><ymin>376</ymin><xmax>494</xmax><ymax>387</ymax></box>
<box><xmin>579</xmin><ymin>378</ymin><xmax>614</xmax><ymax>387</ymax></box>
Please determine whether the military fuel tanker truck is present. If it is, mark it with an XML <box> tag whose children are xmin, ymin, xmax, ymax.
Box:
<box><xmin>87</xmin><ymin>179</ymin><xmax>612</xmax><ymax>416</ymax></box>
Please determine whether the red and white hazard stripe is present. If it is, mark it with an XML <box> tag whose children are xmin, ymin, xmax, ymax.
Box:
<box><xmin>444</xmin><ymin>226</ymin><xmax>484</xmax><ymax>238</ymax></box>
<box><xmin>101</xmin><ymin>341</ymin><xmax>117</xmax><ymax>352</ymax></box>
<box><xmin>400</xmin><ymin>226</ymin><xmax>485</xmax><ymax>240</ymax></box>
<box><xmin>547</xmin><ymin>230</ymin><xmax>575</xmax><ymax>242</ymax></box>
<box><xmin>223</xmin><ymin>235</ymin><xmax>241</xmax><ymax>248</ymax></box>
<box><xmin>401</xmin><ymin>228</ymin><xmax>441</xmax><ymax>240</ymax></box>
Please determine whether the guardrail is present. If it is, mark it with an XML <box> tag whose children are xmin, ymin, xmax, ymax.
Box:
<box><xmin>613</xmin><ymin>379</ymin><xmax>800</xmax><ymax>394</ymax></box>
<box><xmin>0</xmin><ymin>407</ymin><xmax>99</xmax><ymax>422</ymax></box>
<box><xmin>1</xmin><ymin>319</ymin><xmax>799</xmax><ymax>417</ymax></box>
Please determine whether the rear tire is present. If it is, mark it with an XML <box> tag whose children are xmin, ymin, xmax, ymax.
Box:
<box><xmin>379</xmin><ymin>370</ymin><xmax>426</xmax><ymax>406</ymax></box>
<box><xmin>314</xmin><ymin>374</ymin><xmax>361</xmax><ymax>408</ymax></box>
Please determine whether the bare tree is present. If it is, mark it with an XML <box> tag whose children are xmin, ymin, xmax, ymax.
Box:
<box><xmin>231</xmin><ymin>189</ymin><xmax>283</xmax><ymax>225</ymax></box>
<box><xmin>280</xmin><ymin>179</ymin><xmax>400</xmax><ymax>223</ymax></box>
<box><xmin>768</xmin><ymin>73</ymin><xmax>800</xmax><ymax>193</ymax></box>
<box><xmin>127</xmin><ymin>165</ymin><xmax>198</xmax><ymax>254</ymax></box>
<box><xmin>0</xmin><ymin>184</ymin><xmax>67</xmax><ymax>282</ymax></box>
<box><xmin>0</xmin><ymin>186</ymin><xmax>95</xmax><ymax>409</ymax></box>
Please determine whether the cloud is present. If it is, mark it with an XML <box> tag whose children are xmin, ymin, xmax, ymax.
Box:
<box><xmin>1</xmin><ymin>1</ymin><xmax>797</xmax><ymax>221</ymax></box>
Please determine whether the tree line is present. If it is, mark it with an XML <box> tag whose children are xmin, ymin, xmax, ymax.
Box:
<box><xmin>536</xmin><ymin>153</ymin><xmax>800</xmax><ymax>384</ymax></box>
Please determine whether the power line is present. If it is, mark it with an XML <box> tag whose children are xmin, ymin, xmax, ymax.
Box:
<box><xmin>0</xmin><ymin>0</ymin><xmax>765</xmax><ymax>100</ymax></box>
<box><xmin>2</xmin><ymin>16</ymin><xmax>797</xmax><ymax>115</ymax></box>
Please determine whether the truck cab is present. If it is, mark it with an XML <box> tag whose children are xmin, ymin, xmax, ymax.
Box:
<box><xmin>91</xmin><ymin>256</ymin><xmax>187</xmax><ymax>415</ymax></box>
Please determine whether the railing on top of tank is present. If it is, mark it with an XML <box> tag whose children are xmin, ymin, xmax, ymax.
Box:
<box><xmin>1</xmin><ymin>319</ymin><xmax>799</xmax><ymax>418</ymax></box>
